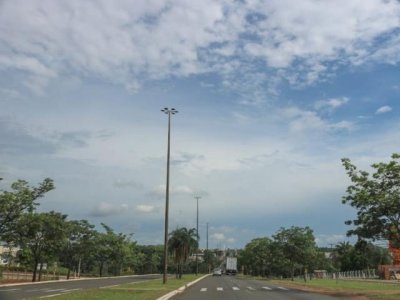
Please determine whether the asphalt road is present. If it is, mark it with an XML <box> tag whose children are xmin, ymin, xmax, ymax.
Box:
<box><xmin>0</xmin><ymin>274</ymin><xmax>162</xmax><ymax>300</ymax></box>
<box><xmin>174</xmin><ymin>275</ymin><xmax>343</xmax><ymax>300</ymax></box>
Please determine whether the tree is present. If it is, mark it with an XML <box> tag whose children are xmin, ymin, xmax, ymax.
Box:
<box><xmin>273</xmin><ymin>226</ymin><xmax>317</xmax><ymax>280</ymax></box>
<box><xmin>16</xmin><ymin>211</ymin><xmax>67</xmax><ymax>282</ymax></box>
<box><xmin>168</xmin><ymin>227</ymin><xmax>198</xmax><ymax>279</ymax></box>
<box><xmin>59</xmin><ymin>220</ymin><xmax>96</xmax><ymax>279</ymax></box>
<box><xmin>92</xmin><ymin>223</ymin><xmax>133</xmax><ymax>277</ymax></box>
<box><xmin>240</xmin><ymin>237</ymin><xmax>273</xmax><ymax>276</ymax></box>
<box><xmin>332</xmin><ymin>241</ymin><xmax>391</xmax><ymax>271</ymax></box>
<box><xmin>332</xmin><ymin>242</ymin><xmax>354</xmax><ymax>271</ymax></box>
<box><xmin>133</xmin><ymin>245</ymin><xmax>163</xmax><ymax>274</ymax></box>
<box><xmin>0</xmin><ymin>178</ymin><xmax>54</xmax><ymax>241</ymax></box>
<box><xmin>342</xmin><ymin>154</ymin><xmax>400</xmax><ymax>244</ymax></box>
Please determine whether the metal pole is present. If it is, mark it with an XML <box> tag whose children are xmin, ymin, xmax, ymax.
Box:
<box><xmin>161</xmin><ymin>107</ymin><xmax>178</xmax><ymax>284</ymax></box>
<box><xmin>206</xmin><ymin>222</ymin><xmax>208</xmax><ymax>251</ymax></box>
<box><xmin>195</xmin><ymin>196</ymin><xmax>201</xmax><ymax>275</ymax></box>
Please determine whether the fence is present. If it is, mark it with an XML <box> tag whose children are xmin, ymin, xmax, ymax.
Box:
<box><xmin>296</xmin><ymin>269</ymin><xmax>379</xmax><ymax>281</ymax></box>
<box><xmin>1</xmin><ymin>271</ymin><xmax>62</xmax><ymax>282</ymax></box>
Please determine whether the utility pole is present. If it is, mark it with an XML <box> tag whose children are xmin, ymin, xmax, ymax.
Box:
<box><xmin>194</xmin><ymin>196</ymin><xmax>201</xmax><ymax>276</ymax></box>
<box><xmin>206</xmin><ymin>222</ymin><xmax>209</xmax><ymax>251</ymax></box>
<box><xmin>161</xmin><ymin>107</ymin><xmax>178</xmax><ymax>284</ymax></box>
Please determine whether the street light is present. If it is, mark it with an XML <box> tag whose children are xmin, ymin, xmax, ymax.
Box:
<box><xmin>161</xmin><ymin>107</ymin><xmax>178</xmax><ymax>284</ymax></box>
<box><xmin>194</xmin><ymin>196</ymin><xmax>201</xmax><ymax>276</ymax></box>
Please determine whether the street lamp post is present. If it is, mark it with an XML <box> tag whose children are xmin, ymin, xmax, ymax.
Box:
<box><xmin>194</xmin><ymin>196</ymin><xmax>201</xmax><ymax>276</ymax></box>
<box><xmin>161</xmin><ymin>107</ymin><xmax>178</xmax><ymax>284</ymax></box>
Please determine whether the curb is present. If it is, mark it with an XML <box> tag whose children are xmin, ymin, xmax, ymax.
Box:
<box><xmin>156</xmin><ymin>274</ymin><xmax>210</xmax><ymax>300</ymax></box>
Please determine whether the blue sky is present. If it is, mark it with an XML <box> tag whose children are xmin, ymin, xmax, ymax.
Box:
<box><xmin>1</xmin><ymin>0</ymin><xmax>400</xmax><ymax>248</ymax></box>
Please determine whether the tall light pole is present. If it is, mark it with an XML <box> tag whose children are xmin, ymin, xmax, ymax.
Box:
<box><xmin>161</xmin><ymin>107</ymin><xmax>178</xmax><ymax>284</ymax></box>
<box><xmin>194</xmin><ymin>196</ymin><xmax>201</xmax><ymax>275</ymax></box>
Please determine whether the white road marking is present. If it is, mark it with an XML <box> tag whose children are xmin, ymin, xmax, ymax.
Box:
<box><xmin>46</xmin><ymin>289</ymin><xmax>66</xmax><ymax>292</ymax></box>
<box><xmin>61</xmin><ymin>288</ymin><xmax>82</xmax><ymax>292</ymax></box>
<box><xmin>278</xmin><ymin>287</ymin><xmax>288</xmax><ymax>290</ymax></box>
<box><xmin>200</xmin><ymin>288</ymin><xmax>207</xmax><ymax>292</ymax></box>
<box><xmin>262</xmin><ymin>286</ymin><xmax>272</xmax><ymax>290</ymax></box>
<box><xmin>232</xmin><ymin>286</ymin><xmax>240</xmax><ymax>291</ymax></box>
<box><xmin>247</xmin><ymin>286</ymin><xmax>255</xmax><ymax>291</ymax></box>
<box><xmin>39</xmin><ymin>294</ymin><xmax>63</xmax><ymax>298</ymax></box>
<box><xmin>217</xmin><ymin>287</ymin><xmax>223</xmax><ymax>291</ymax></box>
<box><xmin>1</xmin><ymin>288</ymin><xmax>21</xmax><ymax>291</ymax></box>
<box><xmin>100</xmin><ymin>284</ymin><xmax>119</xmax><ymax>289</ymax></box>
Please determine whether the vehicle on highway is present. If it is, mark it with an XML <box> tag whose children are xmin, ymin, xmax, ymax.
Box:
<box><xmin>225</xmin><ymin>256</ymin><xmax>237</xmax><ymax>275</ymax></box>
<box><xmin>212</xmin><ymin>268</ymin><xmax>222</xmax><ymax>276</ymax></box>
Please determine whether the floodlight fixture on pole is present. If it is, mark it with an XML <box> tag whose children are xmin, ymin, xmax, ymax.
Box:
<box><xmin>161</xmin><ymin>107</ymin><xmax>178</xmax><ymax>284</ymax></box>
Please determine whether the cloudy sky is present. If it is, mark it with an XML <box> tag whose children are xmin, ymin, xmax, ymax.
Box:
<box><xmin>1</xmin><ymin>0</ymin><xmax>400</xmax><ymax>248</ymax></box>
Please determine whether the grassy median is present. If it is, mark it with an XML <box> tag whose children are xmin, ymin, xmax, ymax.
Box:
<box><xmin>269</xmin><ymin>278</ymin><xmax>400</xmax><ymax>299</ymax></box>
<box><xmin>38</xmin><ymin>274</ymin><xmax>201</xmax><ymax>300</ymax></box>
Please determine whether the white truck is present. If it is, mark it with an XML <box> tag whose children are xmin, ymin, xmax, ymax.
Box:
<box><xmin>225</xmin><ymin>256</ymin><xmax>237</xmax><ymax>275</ymax></box>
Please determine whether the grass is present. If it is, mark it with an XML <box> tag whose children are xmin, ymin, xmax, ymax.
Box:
<box><xmin>35</xmin><ymin>274</ymin><xmax>201</xmax><ymax>300</ymax></box>
<box><xmin>268</xmin><ymin>278</ymin><xmax>400</xmax><ymax>299</ymax></box>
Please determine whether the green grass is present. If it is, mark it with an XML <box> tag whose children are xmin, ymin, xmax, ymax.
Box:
<box><xmin>269</xmin><ymin>278</ymin><xmax>400</xmax><ymax>300</ymax></box>
<box><xmin>36</xmin><ymin>274</ymin><xmax>202</xmax><ymax>300</ymax></box>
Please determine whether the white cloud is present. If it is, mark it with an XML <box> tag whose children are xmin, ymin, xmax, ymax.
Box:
<box><xmin>151</xmin><ymin>184</ymin><xmax>194</xmax><ymax>197</ymax></box>
<box><xmin>136</xmin><ymin>204</ymin><xmax>157</xmax><ymax>214</ymax></box>
<box><xmin>281</xmin><ymin>106</ymin><xmax>354</xmax><ymax>133</ymax></box>
<box><xmin>376</xmin><ymin>105</ymin><xmax>392</xmax><ymax>114</ymax></box>
<box><xmin>211</xmin><ymin>232</ymin><xmax>236</xmax><ymax>244</ymax></box>
<box><xmin>0</xmin><ymin>0</ymin><xmax>399</xmax><ymax>93</ymax></box>
<box><xmin>315</xmin><ymin>97</ymin><xmax>349</xmax><ymax>111</ymax></box>
<box><xmin>90</xmin><ymin>201</ymin><xmax>128</xmax><ymax>217</ymax></box>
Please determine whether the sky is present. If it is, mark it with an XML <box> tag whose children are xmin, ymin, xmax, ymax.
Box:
<box><xmin>1</xmin><ymin>0</ymin><xmax>400</xmax><ymax>249</ymax></box>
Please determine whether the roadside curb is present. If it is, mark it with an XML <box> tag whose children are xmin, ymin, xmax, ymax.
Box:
<box><xmin>156</xmin><ymin>274</ymin><xmax>210</xmax><ymax>300</ymax></box>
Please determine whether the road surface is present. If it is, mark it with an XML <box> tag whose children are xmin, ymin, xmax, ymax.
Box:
<box><xmin>174</xmin><ymin>275</ymin><xmax>343</xmax><ymax>300</ymax></box>
<box><xmin>0</xmin><ymin>274</ymin><xmax>161</xmax><ymax>300</ymax></box>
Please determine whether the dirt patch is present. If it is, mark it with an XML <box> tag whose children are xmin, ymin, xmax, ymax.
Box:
<box><xmin>0</xmin><ymin>279</ymin><xmax>31</xmax><ymax>284</ymax></box>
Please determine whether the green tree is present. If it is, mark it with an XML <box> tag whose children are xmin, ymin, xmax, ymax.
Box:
<box><xmin>92</xmin><ymin>223</ymin><xmax>133</xmax><ymax>277</ymax></box>
<box><xmin>133</xmin><ymin>245</ymin><xmax>163</xmax><ymax>274</ymax></box>
<box><xmin>16</xmin><ymin>211</ymin><xmax>67</xmax><ymax>282</ymax></box>
<box><xmin>240</xmin><ymin>237</ymin><xmax>273</xmax><ymax>276</ymax></box>
<box><xmin>342</xmin><ymin>154</ymin><xmax>400</xmax><ymax>244</ymax></box>
<box><xmin>273</xmin><ymin>226</ymin><xmax>317</xmax><ymax>280</ymax></box>
<box><xmin>0</xmin><ymin>178</ymin><xmax>54</xmax><ymax>241</ymax></box>
<box><xmin>168</xmin><ymin>227</ymin><xmax>198</xmax><ymax>279</ymax></box>
<box><xmin>59</xmin><ymin>219</ymin><xmax>96</xmax><ymax>279</ymax></box>
<box><xmin>332</xmin><ymin>242</ymin><xmax>354</xmax><ymax>271</ymax></box>
<box><xmin>332</xmin><ymin>241</ymin><xmax>391</xmax><ymax>271</ymax></box>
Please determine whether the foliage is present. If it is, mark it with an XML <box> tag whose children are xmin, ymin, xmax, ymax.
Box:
<box><xmin>332</xmin><ymin>241</ymin><xmax>391</xmax><ymax>271</ymax></box>
<box><xmin>59</xmin><ymin>220</ymin><xmax>96</xmax><ymax>279</ymax></box>
<box><xmin>168</xmin><ymin>227</ymin><xmax>198</xmax><ymax>278</ymax></box>
<box><xmin>0</xmin><ymin>178</ymin><xmax>54</xmax><ymax>241</ymax></box>
<box><xmin>132</xmin><ymin>245</ymin><xmax>163</xmax><ymax>274</ymax></box>
<box><xmin>341</xmin><ymin>154</ymin><xmax>400</xmax><ymax>244</ymax></box>
<box><xmin>240</xmin><ymin>237</ymin><xmax>273</xmax><ymax>276</ymax></box>
<box><xmin>92</xmin><ymin>223</ymin><xmax>134</xmax><ymax>277</ymax></box>
<box><xmin>15</xmin><ymin>211</ymin><xmax>67</xmax><ymax>281</ymax></box>
<box><xmin>240</xmin><ymin>227</ymin><xmax>321</xmax><ymax>279</ymax></box>
<box><xmin>273</xmin><ymin>226</ymin><xmax>318</xmax><ymax>280</ymax></box>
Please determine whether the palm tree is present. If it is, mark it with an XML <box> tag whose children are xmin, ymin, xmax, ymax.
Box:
<box><xmin>168</xmin><ymin>227</ymin><xmax>198</xmax><ymax>278</ymax></box>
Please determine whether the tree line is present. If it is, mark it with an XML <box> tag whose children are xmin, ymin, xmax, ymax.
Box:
<box><xmin>0</xmin><ymin>178</ymin><xmax>165</xmax><ymax>281</ymax></box>
<box><xmin>239</xmin><ymin>226</ymin><xmax>391</xmax><ymax>280</ymax></box>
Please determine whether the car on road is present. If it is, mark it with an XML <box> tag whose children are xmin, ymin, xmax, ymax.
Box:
<box><xmin>212</xmin><ymin>268</ymin><xmax>222</xmax><ymax>276</ymax></box>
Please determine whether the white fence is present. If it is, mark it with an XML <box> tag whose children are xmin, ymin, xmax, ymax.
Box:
<box><xmin>297</xmin><ymin>269</ymin><xmax>379</xmax><ymax>281</ymax></box>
